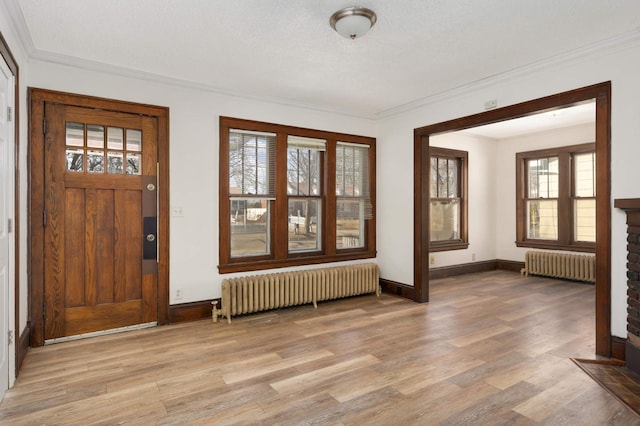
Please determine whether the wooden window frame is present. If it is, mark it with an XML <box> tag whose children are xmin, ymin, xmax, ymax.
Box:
<box><xmin>428</xmin><ymin>147</ymin><xmax>468</xmax><ymax>252</ymax></box>
<box><xmin>219</xmin><ymin>116</ymin><xmax>376</xmax><ymax>273</ymax></box>
<box><xmin>516</xmin><ymin>142</ymin><xmax>596</xmax><ymax>253</ymax></box>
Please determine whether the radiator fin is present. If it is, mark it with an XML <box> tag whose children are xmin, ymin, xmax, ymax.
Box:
<box><xmin>521</xmin><ymin>251</ymin><xmax>595</xmax><ymax>283</ymax></box>
<box><xmin>219</xmin><ymin>263</ymin><xmax>380</xmax><ymax>323</ymax></box>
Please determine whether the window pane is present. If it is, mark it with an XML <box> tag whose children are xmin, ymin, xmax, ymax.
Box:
<box><xmin>230</xmin><ymin>199</ymin><xmax>270</xmax><ymax>257</ymax></box>
<box><xmin>287</xmin><ymin>148</ymin><xmax>320</xmax><ymax>196</ymax></box>
<box><xmin>527</xmin><ymin>200</ymin><xmax>558</xmax><ymax>239</ymax></box>
<box><xmin>65</xmin><ymin>122</ymin><xmax>84</xmax><ymax>147</ymax></box>
<box><xmin>126</xmin><ymin>129</ymin><xmax>142</xmax><ymax>151</ymax></box>
<box><xmin>575</xmin><ymin>152</ymin><xmax>595</xmax><ymax>197</ymax></box>
<box><xmin>288</xmin><ymin>199</ymin><xmax>321</xmax><ymax>253</ymax></box>
<box><xmin>336</xmin><ymin>199</ymin><xmax>364</xmax><ymax>249</ymax></box>
<box><xmin>87</xmin><ymin>150</ymin><xmax>104</xmax><ymax>173</ymax></box>
<box><xmin>87</xmin><ymin>125</ymin><xmax>104</xmax><ymax>148</ymax></box>
<box><xmin>430</xmin><ymin>157</ymin><xmax>438</xmax><ymax>196</ymax></box>
<box><xmin>107</xmin><ymin>127</ymin><xmax>124</xmax><ymax>150</ymax></box>
<box><xmin>547</xmin><ymin>157</ymin><xmax>559</xmax><ymax>198</ymax></box>
<box><xmin>229</xmin><ymin>132</ymin><xmax>274</xmax><ymax>196</ymax></box>
<box><xmin>344</xmin><ymin>147</ymin><xmax>354</xmax><ymax>196</ymax></box>
<box><xmin>66</xmin><ymin>148</ymin><xmax>83</xmax><ymax>172</ymax></box>
<box><xmin>107</xmin><ymin>151</ymin><xmax>123</xmax><ymax>174</ymax></box>
<box><xmin>437</xmin><ymin>158</ymin><xmax>448</xmax><ymax>198</ymax></box>
<box><xmin>528</xmin><ymin>157</ymin><xmax>558</xmax><ymax>199</ymax></box>
<box><xmin>575</xmin><ymin>199</ymin><xmax>596</xmax><ymax>242</ymax></box>
<box><xmin>336</xmin><ymin>147</ymin><xmax>344</xmax><ymax>196</ymax></box>
<box><xmin>126</xmin><ymin>153</ymin><xmax>142</xmax><ymax>175</ymax></box>
<box><xmin>447</xmin><ymin>158</ymin><xmax>458</xmax><ymax>197</ymax></box>
<box><xmin>430</xmin><ymin>199</ymin><xmax>460</xmax><ymax>242</ymax></box>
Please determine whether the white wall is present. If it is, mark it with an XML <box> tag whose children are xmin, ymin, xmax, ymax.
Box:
<box><xmin>494</xmin><ymin>123</ymin><xmax>595</xmax><ymax>261</ymax></box>
<box><xmin>429</xmin><ymin>132</ymin><xmax>497</xmax><ymax>268</ymax></box>
<box><xmin>377</xmin><ymin>36</ymin><xmax>640</xmax><ymax>338</ymax></box>
<box><xmin>27</xmin><ymin>59</ymin><xmax>377</xmax><ymax>304</ymax></box>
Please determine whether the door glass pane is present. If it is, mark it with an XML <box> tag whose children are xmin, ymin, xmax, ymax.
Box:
<box><xmin>66</xmin><ymin>148</ymin><xmax>83</xmax><ymax>172</ymax></box>
<box><xmin>126</xmin><ymin>153</ymin><xmax>142</xmax><ymax>175</ymax></box>
<box><xmin>126</xmin><ymin>129</ymin><xmax>142</xmax><ymax>151</ymax></box>
<box><xmin>430</xmin><ymin>199</ymin><xmax>460</xmax><ymax>241</ymax></box>
<box><xmin>87</xmin><ymin>125</ymin><xmax>104</xmax><ymax>148</ymax></box>
<box><xmin>288</xmin><ymin>199</ymin><xmax>321</xmax><ymax>253</ymax></box>
<box><xmin>107</xmin><ymin>127</ymin><xmax>124</xmax><ymax>150</ymax></box>
<box><xmin>87</xmin><ymin>150</ymin><xmax>104</xmax><ymax>173</ymax></box>
<box><xmin>575</xmin><ymin>199</ymin><xmax>596</xmax><ymax>242</ymax></box>
<box><xmin>527</xmin><ymin>200</ymin><xmax>558</xmax><ymax>239</ymax></box>
<box><xmin>230</xmin><ymin>199</ymin><xmax>270</xmax><ymax>257</ymax></box>
<box><xmin>336</xmin><ymin>199</ymin><xmax>364</xmax><ymax>249</ymax></box>
<box><xmin>107</xmin><ymin>151</ymin><xmax>123</xmax><ymax>174</ymax></box>
<box><xmin>65</xmin><ymin>122</ymin><xmax>84</xmax><ymax>147</ymax></box>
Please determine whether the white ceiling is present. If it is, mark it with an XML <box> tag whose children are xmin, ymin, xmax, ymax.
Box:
<box><xmin>460</xmin><ymin>101</ymin><xmax>596</xmax><ymax>139</ymax></box>
<box><xmin>10</xmin><ymin>0</ymin><xmax>640</xmax><ymax>119</ymax></box>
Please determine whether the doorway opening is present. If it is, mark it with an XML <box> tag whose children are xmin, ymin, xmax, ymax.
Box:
<box><xmin>414</xmin><ymin>82</ymin><xmax>611</xmax><ymax>357</ymax></box>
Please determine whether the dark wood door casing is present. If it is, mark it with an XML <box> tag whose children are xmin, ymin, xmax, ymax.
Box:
<box><xmin>29</xmin><ymin>88</ymin><xmax>170</xmax><ymax>347</ymax></box>
<box><xmin>414</xmin><ymin>82</ymin><xmax>612</xmax><ymax>357</ymax></box>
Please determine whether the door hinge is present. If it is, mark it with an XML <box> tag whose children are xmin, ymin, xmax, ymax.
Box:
<box><xmin>43</xmin><ymin>118</ymin><xmax>47</xmax><ymax>135</ymax></box>
<box><xmin>43</xmin><ymin>210</ymin><xmax>47</xmax><ymax>227</ymax></box>
<box><xmin>7</xmin><ymin>106</ymin><xmax>12</xmax><ymax>122</ymax></box>
<box><xmin>8</xmin><ymin>330</ymin><xmax>13</xmax><ymax>345</ymax></box>
<box><xmin>7</xmin><ymin>218</ymin><xmax>12</xmax><ymax>233</ymax></box>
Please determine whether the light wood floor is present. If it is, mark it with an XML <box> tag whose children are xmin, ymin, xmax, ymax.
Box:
<box><xmin>1</xmin><ymin>270</ymin><xmax>637</xmax><ymax>425</ymax></box>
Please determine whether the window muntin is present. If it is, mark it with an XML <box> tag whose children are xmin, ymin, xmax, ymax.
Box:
<box><xmin>219</xmin><ymin>117</ymin><xmax>376</xmax><ymax>272</ymax></box>
<box><xmin>516</xmin><ymin>143</ymin><xmax>595</xmax><ymax>252</ymax></box>
<box><xmin>428</xmin><ymin>147</ymin><xmax>468</xmax><ymax>251</ymax></box>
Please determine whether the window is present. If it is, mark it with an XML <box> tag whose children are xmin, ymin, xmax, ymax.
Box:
<box><xmin>429</xmin><ymin>147</ymin><xmax>468</xmax><ymax>251</ymax></box>
<box><xmin>219</xmin><ymin>117</ymin><xmax>376</xmax><ymax>273</ymax></box>
<box><xmin>516</xmin><ymin>143</ymin><xmax>595</xmax><ymax>252</ymax></box>
<box><xmin>336</xmin><ymin>142</ymin><xmax>372</xmax><ymax>249</ymax></box>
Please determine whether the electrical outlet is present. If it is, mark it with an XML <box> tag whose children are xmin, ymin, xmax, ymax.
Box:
<box><xmin>430</xmin><ymin>255</ymin><xmax>435</xmax><ymax>265</ymax></box>
<box><xmin>472</xmin><ymin>253</ymin><xmax>477</xmax><ymax>261</ymax></box>
<box><xmin>175</xmin><ymin>289</ymin><xmax>183</xmax><ymax>300</ymax></box>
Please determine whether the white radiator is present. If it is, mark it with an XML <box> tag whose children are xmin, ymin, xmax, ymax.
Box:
<box><xmin>213</xmin><ymin>263</ymin><xmax>380</xmax><ymax>323</ymax></box>
<box><xmin>520</xmin><ymin>251</ymin><xmax>595</xmax><ymax>283</ymax></box>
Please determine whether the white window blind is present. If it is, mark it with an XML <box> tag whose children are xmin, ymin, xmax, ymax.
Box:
<box><xmin>336</xmin><ymin>142</ymin><xmax>372</xmax><ymax>220</ymax></box>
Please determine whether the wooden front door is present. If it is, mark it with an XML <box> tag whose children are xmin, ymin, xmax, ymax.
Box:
<box><xmin>43</xmin><ymin>103</ymin><xmax>159</xmax><ymax>341</ymax></box>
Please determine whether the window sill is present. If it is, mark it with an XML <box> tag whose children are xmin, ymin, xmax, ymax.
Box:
<box><xmin>429</xmin><ymin>241</ymin><xmax>469</xmax><ymax>252</ymax></box>
<box><xmin>515</xmin><ymin>241</ymin><xmax>595</xmax><ymax>253</ymax></box>
<box><xmin>218</xmin><ymin>250</ymin><xmax>377</xmax><ymax>274</ymax></box>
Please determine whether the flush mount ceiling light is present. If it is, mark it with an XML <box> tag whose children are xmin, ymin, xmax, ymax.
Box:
<box><xmin>330</xmin><ymin>6</ymin><xmax>377</xmax><ymax>40</ymax></box>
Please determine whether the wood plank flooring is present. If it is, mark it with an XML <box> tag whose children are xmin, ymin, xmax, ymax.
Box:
<box><xmin>1</xmin><ymin>270</ymin><xmax>638</xmax><ymax>424</ymax></box>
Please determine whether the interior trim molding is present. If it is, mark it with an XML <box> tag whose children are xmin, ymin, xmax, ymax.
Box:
<box><xmin>415</xmin><ymin>82</ymin><xmax>612</xmax><ymax>357</ymax></box>
<box><xmin>169</xmin><ymin>299</ymin><xmax>219</xmax><ymax>324</ymax></box>
<box><xmin>611</xmin><ymin>336</ymin><xmax>626</xmax><ymax>361</ymax></box>
<box><xmin>379</xmin><ymin>278</ymin><xmax>416</xmax><ymax>300</ymax></box>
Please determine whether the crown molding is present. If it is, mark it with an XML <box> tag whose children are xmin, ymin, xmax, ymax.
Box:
<box><xmin>375</xmin><ymin>27</ymin><xmax>640</xmax><ymax>120</ymax></box>
<box><xmin>28</xmin><ymin>48</ymin><xmax>378</xmax><ymax>121</ymax></box>
<box><xmin>1</xmin><ymin>0</ymin><xmax>36</xmax><ymax>56</ymax></box>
